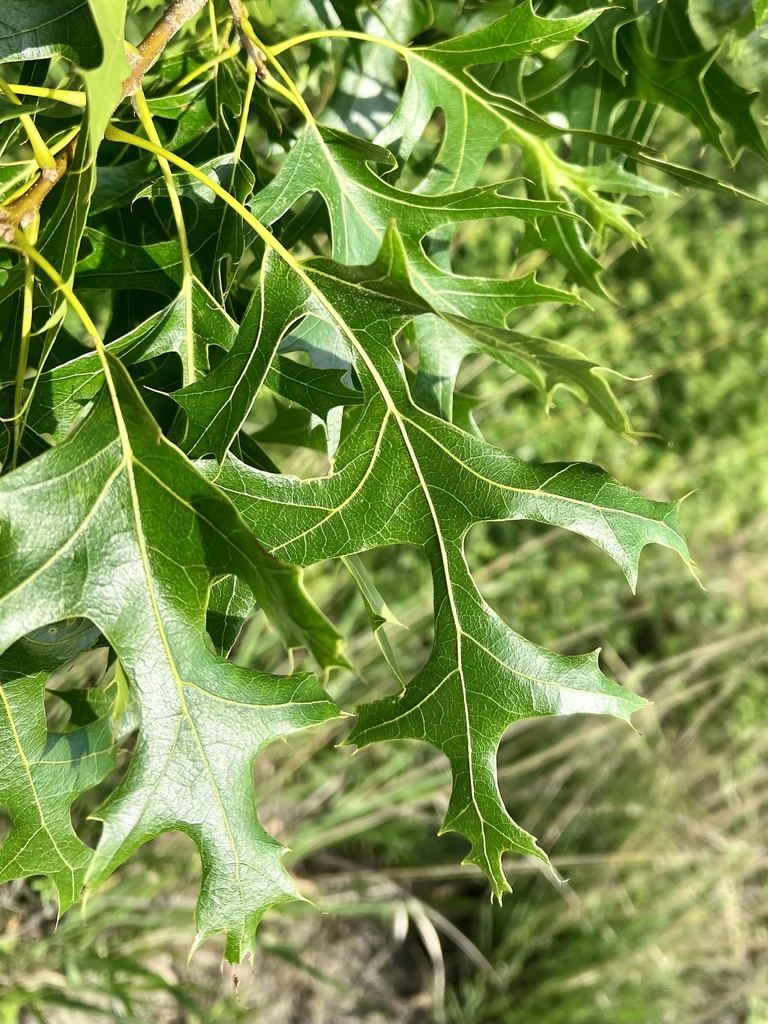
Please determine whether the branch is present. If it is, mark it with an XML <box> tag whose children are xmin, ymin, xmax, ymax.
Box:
<box><xmin>123</xmin><ymin>0</ymin><xmax>209</xmax><ymax>97</ymax></box>
<box><xmin>0</xmin><ymin>137</ymin><xmax>78</xmax><ymax>239</ymax></box>
<box><xmin>0</xmin><ymin>0</ymin><xmax>208</xmax><ymax>241</ymax></box>
<box><xmin>227</xmin><ymin>0</ymin><xmax>268</xmax><ymax>80</ymax></box>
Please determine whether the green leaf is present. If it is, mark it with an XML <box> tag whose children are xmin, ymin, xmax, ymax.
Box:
<box><xmin>175</xmin><ymin>230</ymin><xmax>627</xmax><ymax>460</ymax></box>
<box><xmin>83</xmin><ymin>0</ymin><xmax>129</xmax><ymax>162</ymax></box>
<box><xmin>368</xmin><ymin>5</ymin><xmax>629</xmax><ymax>291</ymax></box>
<box><xmin>91</xmin><ymin>159</ymin><xmax>155</xmax><ymax>215</ymax></box>
<box><xmin>0</xmin><ymin>131</ymin><xmax>95</xmax><ymax>386</ymax></box>
<box><xmin>0</xmin><ymin>619</ymin><xmax>102</xmax><ymax>681</ymax></box>
<box><xmin>327</xmin><ymin>0</ymin><xmax>434</xmax><ymax>140</ymax></box>
<box><xmin>0</xmin><ymin>357</ymin><xmax>341</xmax><ymax>958</ymax></box>
<box><xmin>375</xmin><ymin>4</ymin><xmax>601</xmax><ymax>191</ymax></box>
<box><xmin>135</xmin><ymin>153</ymin><xmax>252</xmax><ymax>207</ymax></box>
<box><xmin>201</xmin><ymin>231</ymin><xmax>691</xmax><ymax>893</ymax></box>
<box><xmin>343</xmin><ymin>553</ymin><xmax>405</xmax><ymax>684</ymax></box>
<box><xmin>582</xmin><ymin>5</ymin><xmax>637</xmax><ymax>83</ymax></box>
<box><xmin>24</xmin><ymin>277</ymin><xmax>237</xmax><ymax>444</ymax></box>
<box><xmin>145</xmin><ymin>81</ymin><xmax>216</xmax><ymax>151</ymax></box>
<box><xmin>414</xmin><ymin>314</ymin><xmax>634</xmax><ymax>434</ymax></box>
<box><xmin>0</xmin><ymin>160</ymin><xmax>36</xmax><ymax>204</ymax></box>
<box><xmin>3</xmin><ymin>136</ymin><xmax>92</xmax><ymax>294</ymax></box>
<box><xmin>207</xmin><ymin>576</ymin><xmax>254</xmax><ymax>657</ymax></box>
<box><xmin>1</xmin><ymin>0</ymin><xmax>752</xmax><ymax>958</ymax></box>
<box><xmin>136</xmin><ymin>150</ymin><xmax>258</xmax><ymax>300</ymax></box>
<box><xmin>78</xmin><ymin>170</ymin><xmax>256</xmax><ymax>301</ymax></box>
<box><xmin>620</xmin><ymin>0</ymin><xmax>768</xmax><ymax>160</ymax></box>
<box><xmin>77</xmin><ymin>228</ymin><xmax>184</xmax><ymax>297</ymax></box>
<box><xmin>422</xmin><ymin>2</ymin><xmax>600</xmax><ymax>69</ymax></box>
<box><xmin>173</xmin><ymin>251</ymin><xmax>305</xmax><ymax>458</ymax></box>
<box><xmin>266</xmin><ymin>357</ymin><xmax>362</xmax><ymax>419</ymax></box>
<box><xmin>0</xmin><ymin>0</ymin><xmax>129</xmax><ymax>161</ymax></box>
<box><xmin>0</xmin><ymin>1</ymin><xmax>103</xmax><ymax>66</ymax></box>
<box><xmin>0</xmin><ymin>671</ymin><xmax>115</xmax><ymax>910</ymax></box>
<box><xmin>250</xmin><ymin>399</ymin><xmax>331</xmax><ymax>454</ymax></box>
<box><xmin>342</xmin><ymin>553</ymin><xmax>402</xmax><ymax>634</ymax></box>
<box><xmin>0</xmin><ymin>97</ymin><xmax>51</xmax><ymax>122</ymax></box>
<box><xmin>360</xmin><ymin>0</ymin><xmax>766</xmax><ymax>292</ymax></box>
<box><xmin>251</xmin><ymin>124</ymin><xmax>586</xmax><ymax>325</ymax></box>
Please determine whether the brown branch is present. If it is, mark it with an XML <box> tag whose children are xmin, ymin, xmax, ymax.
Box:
<box><xmin>0</xmin><ymin>137</ymin><xmax>79</xmax><ymax>238</ymax></box>
<box><xmin>0</xmin><ymin>0</ymin><xmax>209</xmax><ymax>241</ymax></box>
<box><xmin>227</xmin><ymin>0</ymin><xmax>268</xmax><ymax>80</ymax></box>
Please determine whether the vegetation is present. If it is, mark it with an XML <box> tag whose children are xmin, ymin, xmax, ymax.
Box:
<box><xmin>0</xmin><ymin>0</ymin><xmax>766</xmax><ymax>1020</ymax></box>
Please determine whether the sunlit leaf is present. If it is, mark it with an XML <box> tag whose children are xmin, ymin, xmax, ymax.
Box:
<box><xmin>200</xmin><ymin>230</ymin><xmax>691</xmax><ymax>891</ymax></box>
<box><xmin>0</xmin><ymin>359</ymin><xmax>340</xmax><ymax>958</ymax></box>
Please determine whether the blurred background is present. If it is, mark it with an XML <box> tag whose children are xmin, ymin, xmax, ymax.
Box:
<box><xmin>2</xmin><ymin>34</ymin><xmax>768</xmax><ymax>1024</ymax></box>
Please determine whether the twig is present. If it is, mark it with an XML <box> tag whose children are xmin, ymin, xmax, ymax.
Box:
<box><xmin>227</xmin><ymin>0</ymin><xmax>268</xmax><ymax>80</ymax></box>
<box><xmin>123</xmin><ymin>0</ymin><xmax>209</xmax><ymax>96</ymax></box>
<box><xmin>0</xmin><ymin>137</ymin><xmax>78</xmax><ymax>238</ymax></box>
<box><xmin>0</xmin><ymin>0</ymin><xmax>208</xmax><ymax>241</ymax></box>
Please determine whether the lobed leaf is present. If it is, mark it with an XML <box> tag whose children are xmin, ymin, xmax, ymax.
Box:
<box><xmin>250</xmin><ymin>124</ymin><xmax>585</xmax><ymax>325</ymax></box>
<box><xmin>0</xmin><ymin>359</ymin><xmax>341</xmax><ymax>958</ymax></box>
<box><xmin>198</xmin><ymin>232</ymin><xmax>691</xmax><ymax>891</ymax></box>
<box><xmin>2</xmin><ymin>0</ymin><xmax>750</xmax><ymax>957</ymax></box>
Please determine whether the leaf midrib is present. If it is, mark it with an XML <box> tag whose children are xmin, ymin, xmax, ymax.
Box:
<box><xmin>119</xmin><ymin>444</ymin><xmax>245</xmax><ymax>884</ymax></box>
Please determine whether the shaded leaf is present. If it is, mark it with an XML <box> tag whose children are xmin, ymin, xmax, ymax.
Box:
<box><xmin>77</xmin><ymin>227</ymin><xmax>184</xmax><ymax>297</ymax></box>
<box><xmin>175</xmin><ymin>230</ymin><xmax>628</xmax><ymax>460</ymax></box>
<box><xmin>0</xmin><ymin>671</ymin><xmax>115</xmax><ymax>910</ymax></box>
<box><xmin>21</xmin><ymin>277</ymin><xmax>236</xmax><ymax>444</ymax></box>
<box><xmin>207</xmin><ymin>576</ymin><xmax>254</xmax><ymax>657</ymax></box>
<box><xmin>623</xmin><ymin>0</ymin><xmax>768</xmax><ymax>161</ymax></box>
<box><xmin>266</xmin><ymin>356</ymin><xmax>362</xmax><ymax>419</ymax></box>
<box><xmin>0</xmin><ymin>1</ymin><xmax>103</xmax><ymax>66</ymax></box>
<box><xmin>0</xmin><ymin>619</ymin><xmax>102</xmax><ymax>682</ymax></box>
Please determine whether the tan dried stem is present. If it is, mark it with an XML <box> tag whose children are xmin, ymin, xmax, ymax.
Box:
<box><xmin>0</xmin><ymin>0</ymin><xmax>209</xmax><ymax>241</ymax></box>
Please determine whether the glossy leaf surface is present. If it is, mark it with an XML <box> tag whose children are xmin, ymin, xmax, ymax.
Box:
<box><xmin>0</xmin><ymin>0</ymin><xmax>762</xmax><ymax>961</ymax></box>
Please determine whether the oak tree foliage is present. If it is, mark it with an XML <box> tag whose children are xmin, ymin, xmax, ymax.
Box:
<box><xmin>0</xmin><ymin>0</ymin><xmax>764</xmax><ymax>960</ymax></box>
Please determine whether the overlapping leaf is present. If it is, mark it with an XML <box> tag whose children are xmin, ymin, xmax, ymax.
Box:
<box><xmin>188</xmin><ymin>121</ymin><xmax>627</xmax><ymax>431</ymax></box>
<box><xmin>358</xmin><ymin>0</ymin><xmax>766</xmax><ymax>289</ymax></box>
<box><xmin>411</xmin><ymin>313</ymin><xmax>633</xmax><ymax>433</ymax></box>
<box><xmin>174</xmin><ymin>234</ymin><xmax>632</xmax><ymax>459</ymax></box>
<box><xmin>0</xmin><ymin>671</ymin><xmax>115</xmax><ymax>910</ymax></box>
<box><xmin>17</xmin><ymin>276</ymin><xmax>236</xmax><ymax>445</ymax></box>
<box><xmin>528</xmin><ymin>0</ymin><xmax>768</xmax><ymax>171</ymax></box>
<box><xmin>199</xmin><ymin>231</ymin><xmax>691</xmax><ymax>891</ymax></box>
<box><xmin>1</xmin><ymin>0</ymin><xmax>754</xmax><ymax>962</ymax></box>
<box><xmin>364</xmin><ymin>1</ymin><xmax>628</xmax><ymax>292</ymax></box>
<box><xmin>250</xmin><ymin>124</ymin><xmax>584</xmax><ymax>325</ymax></box>
<box><xmin>0</xmin><ymin>129</ymin><xmax>94</xmax><ymax>380</ymax></box>
<box><xmin>620</xmin><ymin>0</ymin><xmax>768</xmax><ymax>161</ymax></box>
<box><xmin>0</xmin><ymin>359</ymin><xmax>341</xmax><ymax>958</ymax></box>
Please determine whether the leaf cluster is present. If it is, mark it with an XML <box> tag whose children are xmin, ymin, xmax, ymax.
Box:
<box><xmin>0</xmin><ymin>0</ymin><xmax>764</xmax><ymax>959</ymax></box>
